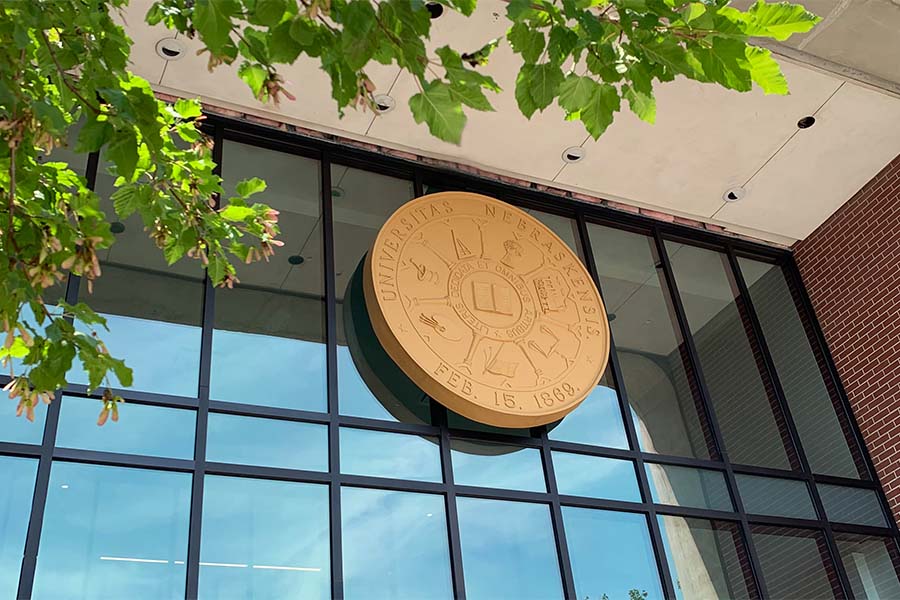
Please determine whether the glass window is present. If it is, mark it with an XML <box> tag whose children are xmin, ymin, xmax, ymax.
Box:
<box><xmin>834</xmin><ymin>533</ymin><xmax>900</xmax><ymax>600</ymax></box>
<box><xmin>750</xmin><ymin>526</ymin><xmax>841</xmax><ymax>600</ymax></box>
<box><xmin>199</xmin><ymin>476</ymin><xmax>330</xmax><ymax>599</ymax></box>
<box><xmin>32</xmin><ymin>463</ymin><xmax>191</xmax><ymax>599</ymax></box>
<box><xmin>55</xmin><ymin>395</ymin><xmax>195</xmax><ymax>459</ymax></box>
<box><xmin>738</xmin><ymin>258</ymin><xmax>866</xmax><ymax>479</ymax></box>
<box><xmin>735</xmin><ymin>474</ymin><xmax>816</xmax><ymax>519</ymax></box>
<box><xmin>658</xmin><ymin>516</ymin><xmax>758</xmax><ymax>600</ymax></box>
<box><xmin>342</xmin><ymin>487</ymin><xmax>452</xmax><ymax>600</ymax></box>
<box><xmin>457</xmin><ymin>497</ymin><xmax>563</xmax><ymax>600</ymax></box>
<box><xmin>0</xmin><ymin>456</ymin><xmax>38</xmax><ymax>598</ymax></box>
<box><xmin>211</xmin><ymin>141</ymin><xmax>326</xmax><ymax>413</ymax></box>
<box><xmin>71</xmin><ymin>264</ymin><xmax>203</xmax><ymax>398</ymax></box>
<box><xmin>587</xmin><ymin>224</ymin><xmax>714</xmax><ymax>459</ymax></box>
<box><xmin>817</xmin><ymin>484</ymin><xmax>887</xmax><ymax>528</ymax></box>
<box><xmin>333</xmin><ymin>165</ymin><xmax>419</xmax><ymax>423</ymax></box>
<box><xmin>451</xmin><ymin>440</ymin><xmax>545</xmax><ymax>492</ymax></box>
<box><xmin>665</xmin><ymin>242</ymin><xmax>797</xmax><ymax>471</ymax></box>
<box><xmin>340</xmin><ymin>428</ymin><xmax>442</xmax><ymax>483</ymax></box>
<box><xmin>0</xmin><ymin>405</ymin><xmax>46</xmax><ymax>444</ymax></box>
<box><xmin>549</xmin><ymin>372</ymin><xmax>629</xmax><ymax>449</ymax></box>
<box><xmin>206</xmin><ymin>413</ymin><xmax>327</xmax><ymax>471</ymax></box>
<box><xmin>646</xmin><ymin>463</ymin><xmax>733</xmax><ymax>512</ymax></box>
<box><xmin>552</xmin><ymin>452</ymin><xmax>641</xmax><ymax>502</ymax></box>
<box><xmin>563</xmin><ymin>507</ymin><xmax>664</xmax><ymax>600</ymax></box>
<box><xmin>527</xmin><ymin>209</ymin><xmax>583</xmax><ymax>258</ymax></box>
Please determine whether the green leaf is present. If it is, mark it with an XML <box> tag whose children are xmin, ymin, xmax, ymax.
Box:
<box><xmin>745</xmin><ymin>46</ymin><xmax>789</xmax><ymax>94</ymax></box>
<box><xmin>528</xmin><ymin>63</ymin><xmax>565</xmax><ymax>111</ymax></box>
<box><xmin>449</xmin><ymin>82</ymin><xmax>495</xmax><ymax>111</ymax></box>
<box><xmin>744</xmin><ymin>0</ymin><xmax>821</xmax><ymax>41</ymax></box>
<box><xmin>508</xmin><ymin>22</ymin><xmax>545</xmax><ymax>64</ymax></box>
<box><xmin>110</xmin><ymin>185</ymin><xmax>149</xmax><ymax>220</ymax></box>
<box><xmin>236</xmin><ymin>177</ymin><xmax>267</xmax><ymax>197</ymax></box>
<box><xmin>558</xmin><ymin>75</ymin><xmax>596</xmax><ymax>115</ymax></box>
<box><xmin>409</xmin><ymin>81</ymin><xmax>467</xmax><ymax>145</ymax></box>
<box><xmin>193</xmin><ymin>0</ymin><xmax>240</xmax><ymax>53</ymax></box>
<box><xmin>174</xmin><ymin>98</ymin><xmax>203</xmax><ymax>119</ymax></box>
<box><xmin>76</xmin><ymin>118</ymin><xmax>113</xmax><ymax>153</ymax></box>
<box><xmin>238</xmin><ymin>62</ymin><xmax>268</xmax><ymax>98</ymax></box>
<box><xmin>340</xmin><ymin>0</ymin><xmax>378</xmax><ymax>70</ymax></box>
<box><xmin>106</xmin><ymin>130</ymin><xmax>139</xmax><ymax>180</ymax></box>
<box><xmin>682</xmin><ymin>2</ymin><xmax>706</xmax><ymax>23</ymax></box>
<box><xmin>447</xmin><ymin>0</ymin><xmax>477</xmax><ymax>16</ymax></box>
<box><xmin>268</xmin><ymin>21</ymin><xmax>303</xmax><ymax>63</ymax></box>
<box><xmin>207</xmin><ymin>254</ymin><xmax>228</xmax><ymax>285</ymax></box>
<box><xmin>515</xmin><ymin>65</ymin><xmax>539</xmax><ymax>119</ymax></box>
<box><xmin>624</xmin><ymin>84</ymin><xmax>656</xmax><ymax>123</ymax></box>
<box><xmin>548</xmin><ymin>27</ymin><xmax>579</xmax><ymax>65</ymax></box>
<box><xmin>462</xmin><ymin>38</ymin><xmax>500</xmax><ymax>67</ymax></box>
<box><xmin>581</xmin><ymin>82</ymin><xmax>620</xmax><ymax>138</ymax></box>
<box><xmin>253</xmin><ymin>0</ymin><xmax>288</xmax><ymax>27</ymax></box>
<box><xmin>689</xmin><ymin>38</ymin><xmax>752</xmax><ymax>91</ymax></box>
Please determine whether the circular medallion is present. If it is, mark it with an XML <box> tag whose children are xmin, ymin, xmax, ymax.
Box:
<box><xmin>363</xmin><ymin>192</ymin><xmax>610</xmax><ymax>427</ymax></box>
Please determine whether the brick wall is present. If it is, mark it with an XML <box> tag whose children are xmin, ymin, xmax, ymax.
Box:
<box><xmin>794</xmin><ymin>153</ymin><xmax>900</xmax><ymax>525</ymax></box>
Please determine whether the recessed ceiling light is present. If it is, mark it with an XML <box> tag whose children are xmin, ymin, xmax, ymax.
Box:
<box><xmin>110</xmin><ymin>221</ymin><xmax>126</xmax><ymax>234</ymax></box>
<box><xmin>426</xmin><ymin>2</ymin><xmax>444</xmax><ymax>18</ymax></box>
<box><xmin>288</xmin><ymin>254</ymin><xmax>305</xmax><ymax>266</ymax></box>
<box><xmin>608</xmin><ymin>313</ymin><xmax>617</xmax><ymax>322</ymax></box>
<box><xmin>723</xmin><ymin>187</ymin><xmax>746</xmax><ymax>203</ymax></box>
<box><xmin>373</xmin><ymin>94</ymin><xmax>395</xmax><ymax>114</ymax></box>
<box><xmin>331</xmin><ymin>186</ymin><xmax>344</xmax><ymax>198</ymax></box>
<box><xmin>155</xmin><ymin>38</ymin><xmax>186</xmax><ymax>61</ymax></box>
<box><xmin>562</xmin><ymin>146</ymin><xmax>586</xmax><ymax>164</ymax></box>
<box><xmin>797</xmin><ymin>116</ymin><xmax>816</xmax><ymax>129</ymax></box>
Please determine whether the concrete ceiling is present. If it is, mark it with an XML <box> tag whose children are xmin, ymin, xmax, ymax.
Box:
<box><xmin>120</xmin><ymin>0</ymin><xmax>900</xmax><ymax>245</ymax></box>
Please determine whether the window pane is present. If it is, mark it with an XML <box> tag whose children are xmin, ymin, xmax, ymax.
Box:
<box><xmin>451</xmin><ymin>441</ymin><xmax>545</xmax><ymax>492</ymax></box>
<box><xmin>333</xmin><ymin>166</ymin><xmax>419</xmax><ymax>423</ymax></box>
<box><xmin>72</xmin><ymin>264</ymin><xmax>203</xmax><ymax>398</ymax></box>
<box><xmin>199</xmin><ymin>476</ymin><xmax>330</xmax><ymax>599</ymax></box>
<box><xmin>563</xmin><ymin>507</ymin><xmax>664</xmax><ymax>600</ymax></box>
<box><xmin>818</xmin><ymin>484</ymin><xmax>887</xmax><ymax>527</ymax></box>
<box><xmin>588</xmin><ymin>224</ymin><xmax>714</xmax><ymax>459</ymax></box>
<box><xmin>211</xmin><ymin>141</ymin><xmax>326</xmax><ymax>412</ymax></box>
<box><xmin>0</xmin><ymin>405</ymin><xmax>46</xmax><ymax>444</ymax></box>
<box><xmin>55</xmin><ymin>395</ymin><xmax>195</xmax><ymax>458</ymax></box>
<box><xmin>738</xmin><ymin>258</ymin><xmax>866</xmax><ymax>479</ymax></box>
<box><xmin>340</xmin><ymin>428</ymin><xmax>442</xmax><ymax>482</ymax></box>
<box><xmin>751</xmin><ymin>526</ymin><xmax>841</xmax><ymax>600</ymax></box>
<box><xmin>666</xmin><ymin>242</ymin><xmax>797</xmax><ymax>470</ymax></box>
<box><xmin>553</xmin><ymin>452</ymin><xmax>641</xmax><ymax>502</ymax></box>
<box><xmin>527</xmin><ymin>210</ymin><xmax>583</xmax><ymax>258</ymax></box>
<box><xmin>834</xmin><ymin>533</ymin><xmax>900</xmax><ymax>600</ymax></box>
<box><xmin>0</xmin><ymin>456</ymin><xmax>37</xmax><ymax>598</ymax></box>
<box><xmin>658</xmin><ymin>516</ymin><xmax>758</xmax><ymax>600</ymax></box>
<box><xmin>735</xmin><ymin>474</ymin><xmax>816</xmax><ymax>519</ymax></box>
<box><xmin>646</xmin><ymin>463</ymin><xmax>733</xmax><ymax>511</ymax></box>
<box><xmin>206</xmin><ymin>413</ymin><xmax>327</xmax><ymax>471</ymax></box>
<box><xmin>342</xmin><ymin>487</ymin><xmax>452</xmax><ymax>600</ymax></box>
<box><xmin>457</xmin><ymin>497</ymin><xmax>563</xmax><ymax>600</ymax></box>
<box><xmin>33</xmin><ymin>463</ymin><xmax>191</xmax><ymax>599</ymax></box>
<box><xmin>549</xmin><ymin>372</ymin><xmax>629</xmax><ymax>449</ymax></box>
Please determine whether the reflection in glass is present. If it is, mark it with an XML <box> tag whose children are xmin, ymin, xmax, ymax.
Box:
<box><xmin>818</xmin><ymin>484</ymin><xmax>887</xmax><ymax>527</ymax></box>
<box><xmin>564</xmin><ymin>507</ymin><xmax>663</xmax><ymax>600</ymax></box>
<box><xmin>527</xmin><ymin>210</ymin><xmax>583</xmax><ymax>258</ymax></box>
<box><xmin>212</xmin><ymin>141</ymin><xmax>327</xmax><ymax>412</ymax></box>
<box><xmin>751</xmin><ymin>526</ymin><xmax>841</xmax><ymax>600</ymax></box>
<box><xmin>645</xmin><ymin>463</ymin><xmax>733</xmax><ymax>512</ymax></box>
<box><xmin>549</xmin><ymin>372</ymin><xmax>629</xmax><ymax>449</ymax></box>
<box><xmin>33</xmin><ymin>463</ymin><xmax>191</xmax><ymax>599</ymax></box>
<box><xmin>666</xmin><ymin>242</ymin><xmax>797</xmax><ymax>470</ymax></box>
<box><xmin>451</xmin><ymin>441</ymin><xmax>545</xmax><ymax>492</ymax></box>
<box><xmin>56</xmin><ymin>395</ymin><xmax>195</xmax><ymax>459</ymax></box>
<box><xmin>0</xmin><ymin>457</ymin><xmax>37</xmax><ymax>598</ymax></box>
<box><xmin>738</xmin><ymin>258</ymin><xmax>866</xmax><ymax>479</ymax></box>
<box><xmin>340</xmin><ymin>428</ymin><xmax>442</xmax><ymax>482</ymax></box>
<box><xmin>658</xmin><ymin>517</ymin><xmax>757</xmax><ymax>600</ymax></box>
<box><xmin>0</xmin><ymin>403</ymin><xmax>46</xmax><ymax>444</ymax></box>
<box><xmin>735</xmin><ymin>474</ymin><xmax>816</xmax><ymax>519</ymax></box>
<box><xmin>206</xmin><ymin>413</ymin><xmax>327</xmax><ymax>471</ymax></box>
<box><xmin>834</xmin><ymin>533</ymin><xmax>900</xmax><ymax>600</ymax></box>
<box><xmin>553</xmin><ymin>452</ymin><xmax>641</xmax><ymax>502</ymax></box>
<box><xmin>199</xmin><ymin>476</ymin><xmax>330</xmax><ymax>599</ymax></box>
<box><xmin>342</xmin><ymin>487</ymin><xmax>452</xmax><ymax>600</ymax></box>
<box><xmin>333</xmin><ymin>165</ymin><xmax>416</xmax><ymax>422</ymax></box>
<box><xmin>457</xmin><ymin>497</ymin><xmax>563</xmax><ymax>600</ymax></box>
<box><xmin>588</xmin><ymin>225</ymin><xmax>713</xmax><ymax>459</ymax></box>
<box><xmin>71</xmin><ymin>265</ymin><xmax>203</xmax><ymax>397</ymax></box>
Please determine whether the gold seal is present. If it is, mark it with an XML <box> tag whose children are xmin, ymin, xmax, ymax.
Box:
<box><xmin>363</xmin><ymin>192</ymin><xmax>610</xmax><ymax>428</ymax></box>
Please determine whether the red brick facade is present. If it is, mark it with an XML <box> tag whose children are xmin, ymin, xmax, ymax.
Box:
<box><xmin>794</xmin><ymin>154</ymin><xmax>900</xmax><ymax>526</ymax></box>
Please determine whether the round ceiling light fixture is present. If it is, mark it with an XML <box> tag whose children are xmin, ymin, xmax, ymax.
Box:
<box><xmin>797</xmin><ymin>115</ymin><xmax>816</xmax><ymax>129</ymax></box>
<box><xmin>562</xmin><ymin>146</ymin><xmax>586</xmax><ymax>164</ymax></box>
<box><xmin>110</xmin><ymin>221</ymin><xmax>126</xmax><ymax>234</ymax></box>
<box><xmin>426</xmin><ymin>2</ymin><xmax>444</xmax><ymax>18</ymax></box>
<box><xmin>723</xmin><ymin>187</ymin><xmax>746</xmax><ymax>203</ymax></box>
<box><xmin>331</xmin><ymin>186</ymin><xmax>345</xmax><ymax>198</ymax></box>
<box><xmin>155</xmin><ymin>38</ymin><xmax>186</xmax><ymax>61</ymax></box>
<box><xmin>373</xmin><ymin>94</ymin><xmax>396</xmax><ymax>114</ymax></box>
<box><xmin>288</xmin><ymin>254</ymin><xmax>305</xmax><ymax>266</ymax></box>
